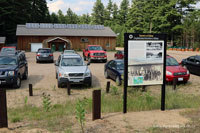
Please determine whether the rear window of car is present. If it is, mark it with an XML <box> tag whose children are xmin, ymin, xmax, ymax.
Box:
<box><xmin>1</xmin><ymin>48</ymin><xmax>15</xmax><ymax>52</ymax></box>
<box><xmin>38</xmin><ymin>49</ymin><xmax>51</xmax><ymax>53</ymax></box>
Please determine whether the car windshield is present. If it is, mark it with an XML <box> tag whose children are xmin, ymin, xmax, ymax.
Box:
<box><xmin>61</xmin><ymin>58</ymin><xmax>84</xmax><ymax>66</ymax></box>
<box><xmin>0</xmin><ymin>56</ymin><xmax>17</xmax><ymax>65</ymax></box>
<box><xmin>38</xmin><ymin>49</ymin><xmax>51</xmax><ymax>53</ymax></box>
<box><xmin>166</xmin><ymin>57</ymin><xmax>179</xmax><ymax>66</ymax></box>
<box><xmin>1</xmin><ymin>48</ymin><xmax>15</xmax><ymax>52</ymax></box>
<box><xmin>89</xmin><ymin>46</ymin><xmax>103</xmax><ymax>51</ymax></box>
<box><xmin>116</xmin><ymin>61</ymin><xmax>124</xmax><ymax>70</ymax></box>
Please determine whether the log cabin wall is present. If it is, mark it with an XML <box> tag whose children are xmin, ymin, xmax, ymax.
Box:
<box><xmin>17</xmin><ymin>36</ymin><xmax>116</xmax><ymax>51</ymax></box>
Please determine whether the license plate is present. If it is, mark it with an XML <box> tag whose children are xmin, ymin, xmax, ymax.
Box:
<box><xmin>43</xmin><ymin>55</ymin><xmax>48</xmax><ymax>57</ymax></box>
<box><xmin>73</xmin><ymin>80</ymin><xmax>80</xmax><ymax>82</ymax></box>
<box><xmin>178</xmin><ymin>78</ymin><xmax>183</xmax><ymax>81</ymax></box>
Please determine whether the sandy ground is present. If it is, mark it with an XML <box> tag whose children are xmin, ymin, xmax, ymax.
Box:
<box><xmin>1</xmin><ymin>50</ymin><xmax>200</xmax><ymax>132</ymax></box>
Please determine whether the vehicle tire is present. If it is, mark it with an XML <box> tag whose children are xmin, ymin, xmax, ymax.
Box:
<box><xmin>83</xmin><ymin>54</ymin><xmax>86</xmax><ymax>61</ymax></box>
<box><xmin>13</xmin><ymin>76</ymin><xmax>21</xmax><ymax>89</ymax></box>
<box><xmin>87</xmin><ymin>80</ymin><xmax>92</xmax><ymax>87</ymax></box>
<box><xmin>103</xmin><ymin>59</ymin><xmax>107</xmax><ymax>63</ymax></box>
<box><xmin>36</xmin><ymin>60</ymin><xmax>39</xmax><ymax>63</ymax></box>
<box><xmin>104</xmin><ymin>70</ymin><xmax>109</xmax><ymax>79</ymax></box>
<box><xmin>22</xmin><ymin>68</ymin><xmax>28</xmax><ymax>80</ymax></box>
<box><xmin>56</xmin><ymin>73</ymin><xmax>58</xmax><ymax>79</ymax></box>
<box><xmin>116</xmin><ymin>76</ymin><xmax>121</xmax><ymax>86</ymax></box>
<box><xmin>57</xmin><ymin>80</ymin><xmax>62</xmax><ymax>88</ymax></box>
<box><xmin>183</xmin><ymin>81</ymin><xmax>188</xmax><ymax>84</ymax></box>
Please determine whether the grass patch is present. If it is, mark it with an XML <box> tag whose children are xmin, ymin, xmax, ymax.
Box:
<box><xmin>8</xmin><ymin>86</ymin><xmax>200</xmax><ymax>132</ymax></box>
<box><xmin>8</xmin><ymin>100</ymin><xmax>76</xmax><ymax>132</ymax></box>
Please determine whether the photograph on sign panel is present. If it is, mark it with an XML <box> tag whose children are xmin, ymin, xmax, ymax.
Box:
<box><xmin>128</xmin><ymin>40</ymin><xmax>164</xmax><ymax>65</ymax></box>
<box><xmin>146</xmin><ymin>42</ymin><xmax>163</xmax><ymax>60</ymax></box>
<box><xmin>128</xmin><ymin>64</ymin><xmax>163</xmax><ymax>86</ymax></box>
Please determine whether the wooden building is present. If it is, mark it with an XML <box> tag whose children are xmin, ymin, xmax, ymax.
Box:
<box><xmin>0</xmin><ymin>37</ymin><xmax>6</xmax><ymax>50</ymax></box>
<box><xmin>16</xmin><ymin>23</ymin><xmax>117</xmax><ymax>52</ymax></box>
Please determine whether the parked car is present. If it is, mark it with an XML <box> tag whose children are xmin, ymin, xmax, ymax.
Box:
<box><xmin>104</xmin><ymin>59</ymin><xmax>124</xmax><ymax>86</ymax></box>
<box><xmin>36</xmin><ymin>48</ymin><xmax>54</xmax><ymax>63</ymax></box>
<box><xmin>83</xmin><ymin>45</ymin><xmax>107</xmax><ymax>63</ymax></box>
<box><xmin>181</xmin><ymin>55</ymin><xmax>200</xmax><ymax>76</ymax></box>
<box><xmin>55</xmin><ymin>53</ymin><xmax>92</xmax><ymax>87</ymax></box>
<box><xmin>114</xmin><ymin>50</ymin><xmax>124</xmax><ymax>59</ymax></box>
<box><xmin>166</xmin><ymin>55</ymin><xmax>190</xmax><ymax>83</ymax></box>
<box><xmin>0</xmin><ymin>51</ymin><xmax>28</xmax><ymax>88</ymax></box>
<box><xmin>63</xmin><ymin>50</ymin><xmax>76</xmax><ymax>54</ymax></box>
<box><xmin>1</xmin><ymin>46</ymin><xmax>16</xmax><ymax>53</ymax></box>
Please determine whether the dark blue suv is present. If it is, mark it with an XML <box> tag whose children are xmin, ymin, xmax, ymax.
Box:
<box><xmin>0</xmin><ymin>51</ymin><xmax>28</xmax><ymax>88</ymax></box>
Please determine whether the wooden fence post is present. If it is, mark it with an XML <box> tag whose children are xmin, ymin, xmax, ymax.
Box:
<box><xmin>29</xmin><ymin>84</ymin><xmax>33</xmax><ymax>96</ymax></box>
<box><xmin>92</xmin><ymin>90</ymin><xmax>101</xmax><ymax>120</ymax></box>
<box><xmin>0</xmin><ymin>88</ymin><xmax>8</xmax><ymax>128</ymax></box>
<box><xmin>106</xmin><ymin>81</ymin><xmax>110</xmax><ymax>93</ymax></box>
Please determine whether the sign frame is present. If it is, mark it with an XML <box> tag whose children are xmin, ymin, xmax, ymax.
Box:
<box><xmin>123</xmin><ymin>33</ymin><xmax>167</xmax><ymax>113</ymax></box>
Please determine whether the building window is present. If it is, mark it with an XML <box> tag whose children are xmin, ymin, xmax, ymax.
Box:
<box><xmin>106</xmin><ymin>43</ymin><xmax>110</xmax><ymax>47</ymax></box>
<box><xmin>81</xmin><ymin>38</ymin><xmax>89</xmax><ymax>43</ymax></box>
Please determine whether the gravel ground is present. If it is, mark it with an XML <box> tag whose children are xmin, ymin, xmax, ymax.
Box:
<box><xmin>4</xmin><ymin>51</ymin><xmax>200</xmax><ymax>108</ymax></box>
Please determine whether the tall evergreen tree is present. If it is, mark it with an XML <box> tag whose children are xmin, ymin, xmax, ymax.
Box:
<box><xmin>57</xmin><ymin>10</ymin><xmax>66</xmax><ymax>23</ymax></box>
<box><xmin>91</xmin><ymin>0</ymin><xmax>105</xmax><ymax>25</ymax></box>
<box><xmin>66</xmin><ymin>8</ymin><xmax>79</xmax><ymax>24</ymax></box>
<box><xmin>104</xmin><ymin>0</ymin><xmax>113</xmax><ymax>26</ymax></box>
<box><xmin>79</xmin><ymin>13</ymin><xmax>91</xmax><ymax>24</ymax></box>
<box><xmin>119</xmin><ymin>0</ymin><xmax>129</xmax><ymax>25</ymax></box>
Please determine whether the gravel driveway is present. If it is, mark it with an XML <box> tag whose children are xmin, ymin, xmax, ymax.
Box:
<box><xmin>5</xmin><ymin>51</ymin><xmax>200</xmax><ymax>108</ymax></box>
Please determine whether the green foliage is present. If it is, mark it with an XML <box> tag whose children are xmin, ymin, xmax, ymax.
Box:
<box><xmin>42</xmin><ymin>92</ymin><xmax>52</xmax><ymax>112</ymax></box>
<box><xmin>75</xmin><ymin>98</ymin><xmax>89</xmax><ymax>133</ymax></box>
<box><xmin>111</xmin><ymin>85</ymin><xmax>119</xmax><ymax>95</ymax></box>
<box><xmin>24</xmin><ymin>96</ymin><xmax>28</xmax><ymax>105</ymax></box>
<box><xmin>91</xmin><ymin>0</ymin><xmax>105</xmax><ymax>25</ymax></box>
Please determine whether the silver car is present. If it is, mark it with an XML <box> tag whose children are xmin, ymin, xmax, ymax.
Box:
<box><xmin>55</xmin><ymin>53</ymin><xmax>92</xmax><ymax>87</ymax></box>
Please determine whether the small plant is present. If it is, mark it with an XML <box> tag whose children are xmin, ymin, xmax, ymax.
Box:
<box><xmin>24</xmin><ymin>96</ymin><xmax>28</xmax><ymax>105</ymax></box>
<box><xmin>42</xmin><ymin>92</ymin><xmax>52</xmax><ymax>112</ymax></box>
<box><xmin>111</xmin><ymin>85</ymin><xmax>118</xmax><ymax>95</ymax></box>
<box><xmin>75</xmin><ymin>98</ymin><xmax>88</xmax><ymax>133</ymax></box>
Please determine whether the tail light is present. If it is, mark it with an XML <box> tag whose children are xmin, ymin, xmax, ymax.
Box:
<box><xmin>37</xmin><ymin>54</ymin><xmax>40</xmax><ymax>56</ymax></box>
<box><xmin>49</xmin><ymin>54</ymin><xmax>53</xmax><ymax>56</ymax></box>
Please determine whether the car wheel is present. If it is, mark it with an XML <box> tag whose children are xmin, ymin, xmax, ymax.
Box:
<box><xmin>83</xmin><ymin>54</ymin><xmax>86</xmax><ymax>61</ymax></box>
<box><xmin>104</xmin><ymin>70</ymin><xmax>109</xmax><ymax>79</ymax></box>
<box><xmin>13</xmin><ymin>76</ymin><xmax>21</xmax><ymax>88</ymax></box>
<box><xmin>87</xmin><ymin>80</ymin><xmax>92</xmax><ymax>87</ymax></box>
<box><xmin>103</xmin><ymin>59</ymin><xmax>107</xmax><ymax>63</ymax></box>
<box><xmin>36</xmin><ymin>60</ymin><xmax>39</xmax><ymax>63</ymax></box>
<box><xmin>116</xmin><ymin>76</ymin><xmax>121</xmax><ymax>86</ymax></box>
<box><xmin>23</xmin><ymin>68</ymin><xmax>28</xmax><ymax>80</ymax></box>
<box><xmin>57</xmin><ymin>80</ymin><xmax>62</xmax><ymax>88</ymax></box>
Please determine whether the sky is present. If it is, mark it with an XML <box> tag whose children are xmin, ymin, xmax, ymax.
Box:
<box><xmin>47</xmin><ymin>0</ymin><xmax>200</xmax><ymax>16</ymax></box>
<box><xmin>47</xmin><ymin>0</ymin><xmax>124</xmax><ymax>15</ymax></box>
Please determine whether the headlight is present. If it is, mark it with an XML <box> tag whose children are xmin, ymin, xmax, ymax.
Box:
<box><xmin>84</xmin><ymin>72</ymin><xmax>90</xmax><ymax>77</ymax></box>
<box><xmin>166</xmin><ymin>71</ymin><xmax>172</xmax><ymax>76</ymax></box>
<box><xmin>91</xmin><ymin>53</ymin><xmax>94</xmax><ymax>56</ymax></box>
<box><xmin>187</xmin><ymin>70</ymin><xmax>190</xmax><ymax>75</ymax></box>
<box><xmin>8</xmin><ymin>71</ymin><xmax>15</xmax><ymax>76</ymax></box>
<box><xmin>59</xmin><ymin>73</ymin><xmax>68</xmax><ymax>78</ymax></box>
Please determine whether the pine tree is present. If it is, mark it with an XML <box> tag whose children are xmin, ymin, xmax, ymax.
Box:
<box><xmin>91</xmin><ymin>0</ymin><xmax>105</xmax><ymax>25</ymax></box>
<box><xmin>57</xmin><ymin>10</ymin><xmax>66</xmax><ymax>23</ymax></box>
<box><xmin>119</xmin><ymin>0</ymin><xmax>129</xmax><ymax>25</ymax></box>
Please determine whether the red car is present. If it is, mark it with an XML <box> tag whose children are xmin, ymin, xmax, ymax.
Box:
<box><xmin>114</xmin><ymin>50</ymin><xmax>124</xmax><ymax>59</ymax></box>
<box><xmin>166</xmin><ymin>55</ymin><xmax>190</xmax><ymax>83</ymax></box>
<box><xmin>83</xmin><ymin>45</ymin><xmax>107</xmax><ymax>63</ymax></box>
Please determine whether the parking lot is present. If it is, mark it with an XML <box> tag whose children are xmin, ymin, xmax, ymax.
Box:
<box><xmin>5</xmin><ymin>51</ymin><xmax>200</xmax><ymax>108</ymax></box>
